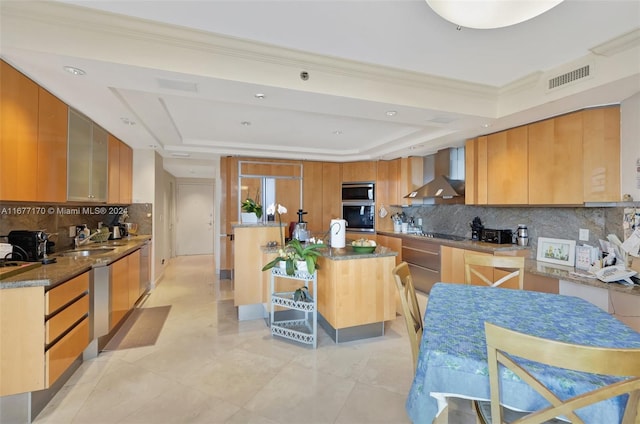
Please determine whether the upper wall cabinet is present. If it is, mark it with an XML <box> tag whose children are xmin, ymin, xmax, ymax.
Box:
<box><xmin>582</xmin><ymin>107</ymin><xmax>620</xmax><ymax>202</ymax></box>
<box><xmin>0</xmin><ymin>61</ymin><xmax>39</xmax><ymax>201</ymax></box>
<box><xmin>67</xmin><ymin>109</ymin><xmax>108</xmax><ymax>202</ymax></box>
<box><xmin>465</xmin><ymin>105</ymin><xmax>621</xmax><ymax>206</ymax></box>
<box><xmin>108</xmin><ymin>134</ymin><xmax>133</xmax><ymax>204</ymax></box>
<box><xmin>342</xmin><ymin>161</ymin><xmax>376</xmax><ymax>183</ymax></box>
<box><xmin>0</xmin><ymin>61</ymin><xmax>68</xmax><ymax>202</ymax></box>
<box><xmin>487</xmin><ymin>126</ymin><xmax>528</xmax><ymax>205</ymax></box>
<box><xmin>528</xmin><ymin>111</ymin><xmax>583</xmax><ymax>205</ymax></box>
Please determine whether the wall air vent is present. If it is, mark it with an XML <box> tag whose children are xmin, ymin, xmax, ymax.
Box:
<box><xmin>548</xmin><ymin>65</ymin><xmax>590</xmax><ymax>90</ymax></box>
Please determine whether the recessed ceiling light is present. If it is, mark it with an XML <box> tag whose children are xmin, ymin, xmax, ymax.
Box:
<box><xmin>481</xmin><ymin>123</ymin><xmax>492</xmax><ymax>128</ymax></box>
<box><xmin>254</xmin><ymin>93</ymin><xmax>265</xmax><ymax>99</ymax></box>
<box><xmin>241</xmin><ymin>121</ymin><xmax>251</xmax><ymax>126</ymax></box>
<box><xmin>120</xmin><ymin>117</ymin><xmax>136</xmax><ymax>125</ymax></box>
<box><xmin>63</xmin><ymin>66</ymin><xmax>86</xmax><ymax>76</ymax></box>
<box><xmin>386</xmin><ymin>110</ymin><xmax>397</xmax><ymax>117</ymax></box>
<box><xmin>332</xmin><ymin>130</ymin><xmax>343</xmax><ymax>135</ymax></box>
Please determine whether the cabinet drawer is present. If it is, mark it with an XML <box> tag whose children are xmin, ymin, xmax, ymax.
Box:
<box><xmin>46</xmin><ymin>272</ymin><xmax>89</xmax><ymax>315</ymax></box>
<box><xmin>45</xmin><ymin>316</ymin><xmax>89</xmax><ymax>387</ymax></box>
<box><xmin>45</xmin><ymin>294</ymin><xmax>89</xmax><ymax>345</ymax></box>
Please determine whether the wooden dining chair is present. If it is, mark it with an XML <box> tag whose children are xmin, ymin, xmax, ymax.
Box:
<box><xmin>391</xmin><ymin>261</ymin><xmax>423</xmax><ymax>371</ymax></box>
<box><xmin>476</xmin><ymin>322</ymin><xmax>640</xmax><ymax>424</ymax></box>
<box><xmin>464</xmin><ymin>253</ymin><xmax>525</xmax><ymax>290</ymax></box>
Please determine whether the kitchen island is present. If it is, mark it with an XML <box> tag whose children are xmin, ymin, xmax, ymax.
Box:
<box><xmin>259</xmin><ymin>243</ymin><xmax>398</xmax><ymax>343</ymax></box>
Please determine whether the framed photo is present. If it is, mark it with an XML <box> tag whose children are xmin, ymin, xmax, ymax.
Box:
<box><xmin>575</xmin><ymin>245</ymin><xmax>592</xmax><ymax>271</ymax></box>
<box><xmin>537</xmin><ymin>237</ymin><xmax>576</xmax><ymax>267</ymax></box>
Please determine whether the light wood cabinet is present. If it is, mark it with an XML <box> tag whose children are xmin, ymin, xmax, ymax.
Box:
<box><xmin>109</xmin><ymin>251</ymin><xmax>143</xmax><ymax>330</ymax></box>
<box><xmin>465</xmin><ymin>136</ymin><xmax>488</xmax><ymax>205</ymax></box>
<box><xmin>44</xmin><ymin>272</ymin><xmax>90</xmax><ymax>387</ymax></box>
<box><xmin>128</xmin><ymin>249</ymin><xmax>142</xmax><ymax>308</ymax></box>
<box><xmin>108</xmin><ymin>134</ymin><xmax>133</xmax><ymax>204</ymax></box>
<box><xmin>441</xmin><ymin>246</ymin><xmax>492</xmax><ymax>285</ymax></box>
<box><xmin>465</xmin><ymin>106</ymin><xmax>620</xmax><ymax>206</ymax></box>
<box><xmin>397</xmin><ymin>157</ymin><xmax>424</xmax><ymax>206</ymax></box>
<box><xmin>317</xmin><ymin>255</ymin><xmax>396</xmax><ymax>329</ymax></box>
<box><xmin>342</xmin><ymin>161</ymin><xmax>376</xmax><ymax>183</ymax></box>
<box><xmin>37</xmin><ymin>87</ymin><xmax>68</xmax><ymax>202</ymax></box>
<box><xmin>0</xmin><ymin>286</ymin><xmax>45</xmax><ymax>396</ymax></box>
<box><xmin>375</xmin><ymin>160</ymin><xmax>399</xmax><ymax>231</ymax></box>
<box><xmin>234</xmin><ymin>225</ymin><xmax>282</xmax><ymax>306</ymax></box>
<box><xmin>0</xmin><ymin>60</ymin><xmax>40</xmax><ymax>201</ymax></box>
<box><xmin>322</xmin><ymin>162</ymin><xmax>342</xmax><ymax>226</ymax></box>
<box><xmin>582</xmin><ymin>106</ymin><xmax>620</xmax><ymax>202</ymax></box>
<box><xmin>487</xmin><ymin>126</ymin><xmax>528</xmax><ymax>205</ymax></box>
<box><xmin>528</xmin><ymin>111</ymin><xmax>583</xmax><ymax>204</ymax></box>
<box><xmin>110</xmin><ymin>255</ymin><xmax>129</xmax><ymax>330</ymax></box>
<box><xmin>303</xmin><ymin>161</ymin><xmax>324</xmax><ymax>234</ymax></box>
<box><xmin>376</xmin><ymin>234</ymin><xmax>402</xmax><ymax>265</ymax></box>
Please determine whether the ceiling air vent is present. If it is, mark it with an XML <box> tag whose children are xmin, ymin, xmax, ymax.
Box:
<box><xmin>548</xmin><ymin>65</ymin><xmax>590</xmax><ymax>90</ymax></box>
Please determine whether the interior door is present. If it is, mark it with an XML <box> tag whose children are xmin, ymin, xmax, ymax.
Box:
<box><xmin>175</xmin><ymin>181</ymin><xmax>214</xmax><ymax>255</ymax></box>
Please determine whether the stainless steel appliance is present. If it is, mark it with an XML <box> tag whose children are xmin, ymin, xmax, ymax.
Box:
<box><xmin>342</xmin><ymin>182</ymin><xmax>375</xmax><ymax>233</ymax></box>
<box><xmin>480</xmin><ymin>228</ymin><xmax>513</xmax><ymax>244</ymax></box>
<box><xmin>341</xmin><ymin>182</ymin><xmax>374</xmax><ymax>201</ymax></box>
<box><xmin>516</xmin><ymin>224</ymin><xmax>529</xmax><ymax>246</ymax></box>
<box><xmin>402</xmin><ymin>237</ymin><xmax>441</xmax><ymax>293</ymax></box>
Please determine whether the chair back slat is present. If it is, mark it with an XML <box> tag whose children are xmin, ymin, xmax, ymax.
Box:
<box><xmin>484</xmin><ymin>322</ymin><xmax>640</xmax><ymax>424</ymax></box>
<box><xmin>464</xmin><ymin>254</ymin><xmax>525</xmax><ymax>290</ymax></box>
<box><xmin>392</xmin><ymin>262</ymin><xmax>423</xmax><ymax>371</ymax></box>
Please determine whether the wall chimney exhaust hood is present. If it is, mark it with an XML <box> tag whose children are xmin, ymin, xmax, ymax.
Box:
<box><xmin>404</xmin><ymin>147</ymin><xmax>465</xmax><ymax>201</ymax></box>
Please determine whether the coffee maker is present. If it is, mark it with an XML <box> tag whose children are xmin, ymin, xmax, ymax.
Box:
<box><xmin>8</xmin><ymin>230</ymin><xmax>51</xmax><ymax>262</ymax></box>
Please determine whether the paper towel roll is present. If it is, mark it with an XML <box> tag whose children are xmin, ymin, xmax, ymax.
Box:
<box><xmin>330</xmin><ymin>219</ymin><xmax>346</xmax><ymax>248</ymax></box>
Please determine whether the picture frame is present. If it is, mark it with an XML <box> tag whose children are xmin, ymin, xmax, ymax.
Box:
<box><xmin>575</xmin><ymin>245</ymin><xmax>593</xmax><ymax>271</ymax></box>
<box><xmin>537</xmin><ymin>237</ymin><xmax>576</xmax><ymax>267</ymax></box>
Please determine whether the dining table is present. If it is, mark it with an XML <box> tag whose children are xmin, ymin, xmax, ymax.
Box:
<box><xmin>406</xmin><ymin>282</ymin><xmax>640</xmax><ymax>424</ymax></box>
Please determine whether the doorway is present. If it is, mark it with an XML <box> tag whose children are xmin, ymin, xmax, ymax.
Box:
<box><xmin>175</xmin><ymin>180</ymin><xmax>214</xmax><ymax>255</ymax></box>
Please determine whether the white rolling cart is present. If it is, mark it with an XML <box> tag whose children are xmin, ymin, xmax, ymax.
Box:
<box><xmin>269</xmin><ymin>267</ymin><xmax>317</xmax><ymax>348</ymax></box>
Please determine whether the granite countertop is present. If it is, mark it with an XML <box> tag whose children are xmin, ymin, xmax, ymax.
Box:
<box><xmin>261</xmin><ymin>244</ymin><xmax>398</xmax><ymax>260</ymax></box>
<box><xmin>377</xmin><ymin>231</ymin><xmax>531</xmax><ymax>253</ymax></box>
<box><xmin>0</xmin><ymin>235</ymin><xmax>152</xmax><ymax>290</ymax></box>
<box><xmin>378</xmin><ymin>231</ymin><xmax>640</xmax><ymax>296</ymax></box>
<box><xmin>525</xmin><ymin>258</ymin><xmax>640</xmax><ymax>296</ymax></box>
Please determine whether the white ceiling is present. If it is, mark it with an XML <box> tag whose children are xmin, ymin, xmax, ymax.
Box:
<box><xmin>1</xmin><ymin>0</ymin><xmax>639</xmax><ymax>178</ymax></box>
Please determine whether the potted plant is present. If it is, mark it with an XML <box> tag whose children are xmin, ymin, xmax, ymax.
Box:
<box><xmin>261</xmin><ymin>202</ymin><xmax>324</xmax><ymax>275</ymax></box>
<box><xmin>262</xmin><ymin>238</ymin><xmax>324</xmax><ymax>275</ymax></box>
<box><xmin>240</xmin><ymin>192</ymin><xmax>263</xmax><ymax>223</ymax></box>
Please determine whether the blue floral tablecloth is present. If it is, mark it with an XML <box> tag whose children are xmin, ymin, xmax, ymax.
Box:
<box><xmin>406</xmin><ymin>283</ymin><xmax>640</xmax><ymax>423</ymax></box>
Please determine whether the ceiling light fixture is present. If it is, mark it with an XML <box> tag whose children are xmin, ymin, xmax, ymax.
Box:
<box><xmin>120</xmin><ymin>117</ymin><xmax>136</xmax><ymax>125</ymax></box>
<box><xmin>425</xmin><ymin>0</ymin><xmax>564</xmax><ymax>29</ymax></box>
<box><xmin>241</xmin><ymin>121</ymin><xmax>251</xmax><ymax>126</ymax></box>
<box><xmin>332</xmin><ymin>130</ymin><xmax>343</xmax><ymax>135</ymax></box>
<box><xmin>63</xmin><ymin>66</ymin><xmax>86</xmax><ymax>76</ymax></box>
<box><xmin>254</xmin><ymin>93</ymin><xmax>265</xmax><ymax>99</ymax></box>
<box><xmin>386</xmin><ymin>111</ymin><xmax>397</xmax><ymax>117</ymax></box>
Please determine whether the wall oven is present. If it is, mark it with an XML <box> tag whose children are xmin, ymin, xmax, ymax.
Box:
<box><xmin>342</xmin><ymin>182</ymin><xmax>375</xmax><ymax>233</ymax></box>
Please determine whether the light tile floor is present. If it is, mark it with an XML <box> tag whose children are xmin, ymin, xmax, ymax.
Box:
<box><xmin>34</xmin><ymin>255</ymin><xmax>476</xmax><ymax>424</ymax></box>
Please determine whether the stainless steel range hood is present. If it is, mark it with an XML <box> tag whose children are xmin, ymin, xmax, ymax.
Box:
<box><xmin>404</xmin><ymin>147</ymin><xmax>465</xmax><ymax>201</ymax></box>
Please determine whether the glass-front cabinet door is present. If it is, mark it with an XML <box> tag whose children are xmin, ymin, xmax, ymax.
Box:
<box><xmin>67</xmin><ymin>109</ymin><xmax>108</xmax><ymax>202</ymax></box>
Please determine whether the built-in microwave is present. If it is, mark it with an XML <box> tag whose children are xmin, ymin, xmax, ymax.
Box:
<box><xmin>341</xmin><ymin>183</ymin><xmax>374</xmax><ymax>201</ymax></box>
<box><xmin>342</xmin><ymin>202</ymin><xmax>375</xmax><ymax>233</ymax></box>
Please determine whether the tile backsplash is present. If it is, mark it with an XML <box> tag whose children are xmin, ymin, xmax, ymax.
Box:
<box><xmin>0</xmin><ymin>203</ymin><xmax>152</xmax><ymax>252</ymax></box>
